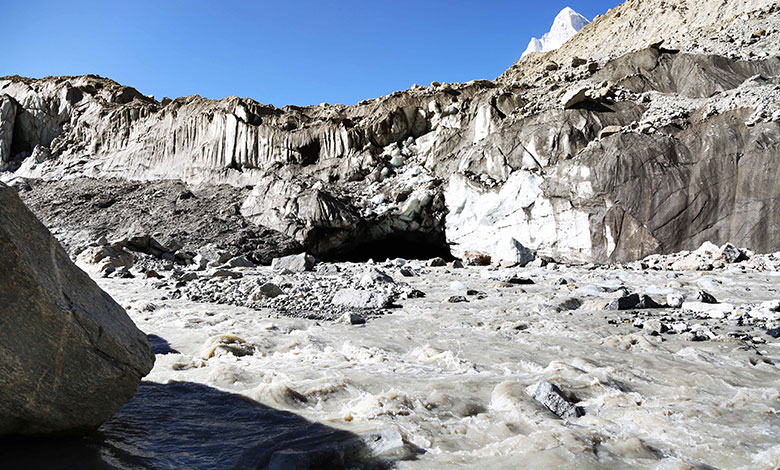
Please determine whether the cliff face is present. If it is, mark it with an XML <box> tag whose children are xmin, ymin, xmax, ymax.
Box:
<box><xmin>1</xmin><ymin>0</ymin><xmax>779</xmax><ymax>263</ymax></box>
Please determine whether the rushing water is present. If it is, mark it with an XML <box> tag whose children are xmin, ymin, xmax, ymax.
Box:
<box><xmin>6</xmin><ymin>262</ymin><xmax>780</xmax><ymax>469</ymax></box>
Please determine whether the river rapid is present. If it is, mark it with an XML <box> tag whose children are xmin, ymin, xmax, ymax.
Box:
<box><xmin>8</xmin><ymin>259</ymin><xmax>780</xmax><ymax>469</ymax></box>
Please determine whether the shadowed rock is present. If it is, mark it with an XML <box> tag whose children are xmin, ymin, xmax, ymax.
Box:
<box><xmin>0</xmin><ymin>183</ymin><xmax>154</xmax><ymax>436</ymax></box>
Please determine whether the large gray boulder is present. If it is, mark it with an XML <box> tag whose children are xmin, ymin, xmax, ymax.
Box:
<box><xmin>0</xmin><ymin>183</ymin><xmax>154</xmax><ymax>436</ymax></box>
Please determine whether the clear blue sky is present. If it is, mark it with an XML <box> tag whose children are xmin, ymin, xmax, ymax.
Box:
<box><xmin>3</xmin><ymin>0</ymin><xmax>621</xmax><ymax>106</ymax></box>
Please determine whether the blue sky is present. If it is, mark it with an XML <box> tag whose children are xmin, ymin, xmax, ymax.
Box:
<box><xmin>3</xmin><ymin>1</ymin><xmax>621</xmax><ymax>106</ymax></box>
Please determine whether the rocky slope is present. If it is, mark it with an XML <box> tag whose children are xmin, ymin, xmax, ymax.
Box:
<box><xmin>1</xmin><ymin>0</ymin><xmax>779</xmax><ymax>264</ymax></box>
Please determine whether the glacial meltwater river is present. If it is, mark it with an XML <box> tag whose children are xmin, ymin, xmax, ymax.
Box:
<box><xmin>4</xmin><ymin>262</ymin><xmax>780</xmax><ymax>469</ymax></box>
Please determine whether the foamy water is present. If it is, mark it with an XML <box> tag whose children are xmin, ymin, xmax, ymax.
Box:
<box><xmin>66</xmin><ymin>263</ymin><xmax>780</xmax><ymax>468</ymax></box>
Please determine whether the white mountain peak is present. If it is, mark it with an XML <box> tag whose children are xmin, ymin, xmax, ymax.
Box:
<box><xmin>522</xmin><ymin>7</ymin><xmax>590</xmax><ymax>58</ymax></box>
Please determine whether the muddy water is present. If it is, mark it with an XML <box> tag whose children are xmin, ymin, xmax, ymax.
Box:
<box><xmin>38</xmin><ymin>264</ymin><xmax>780</xmax><ymax>468</ymax></box>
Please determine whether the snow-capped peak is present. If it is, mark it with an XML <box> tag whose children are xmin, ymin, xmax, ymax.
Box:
<box><xmin>522</xmin><ymin>7</ymin><xmax>590</xmax><ymax>58</ymax></box>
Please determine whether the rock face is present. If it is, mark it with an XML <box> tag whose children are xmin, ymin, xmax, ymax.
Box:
<box><xmin>1</xmin><ymin>0</ymin><xmax>780</xmax><ymax>264</ymax></box>
<box><xmin>0</xmin><ymin>183</ymin><xmax>154</xmax><ymax>435</ymax></box>
<box><xmin>522</xmin><ymin>7</ymin><xmax>590</xmax><ymax>58</ymax></box>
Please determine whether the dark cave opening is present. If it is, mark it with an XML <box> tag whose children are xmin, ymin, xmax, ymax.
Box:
<box><xmin>296</xmin><ymin>139</ymin><xmax>321</xmax><ymax>166</ymax></box>
<box><xmin>324</xmin><ymin>231</ymin><xmax>454</xmax><ymax>262</ymax></box>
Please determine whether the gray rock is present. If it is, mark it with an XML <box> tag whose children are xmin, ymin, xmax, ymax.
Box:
<box><xmin>715</xmin><ymin>243</ymin><xmax>746</xmax><ymax>263</ymax></box>
<box><xmin>226</xmin><ymin>255</ymin><xmax>255</xmax><ymax>268</ymax></box>
<box><xmin>212</xmin><ymin>269</ymin><xmax>242</xmax><ymax>279</ymax></box>
<box><xmin>666</xmin><ymin>293</ymin><xmax>684</xmax><ymax>308</ymax></box>
<box><xmin>272</xmin><ymin>253</ymin><xmax>315</xmax><ymax>273</ymax></box>
<box><xmin>496</xmin><ymin>238</ymin><xmax>535</xmax><ymax>267</ymax></box>
<box><xmin>642</xmin><ymin>319</ymin><xmax>669</xmax><ymax>334</ymax></box>
<box><xmin>696</xmin><ymin>290</ymin><xmax>718</xmax><ymax>304</ymax></box>
<box><xmin>258</xmin><ymin>282</ymin><xmax>285</xmax><ymax>298</ymax></box>
<box><xmin>606</xmin><ymin>293</ymin><xmax>662</xmax><ymax>310</ymax></box>
<box><xmin>359</xmin><ymin>267</ymin><xmax>394</xmax><ymax>287</ymax></box>
<box><xmin>0</xmin><ymin>183</ymin><xmax>154</xmax><ymax>436</ymax></box>
<box><xmin>428</xmin><ymin>257</ymin><xmax>447</xmax><ymax>267</ymax></box>
<box><xmin>337</xmin><ymin>312</ymin><xmax>366</xmax><ymax>325</ymax></box>
<box><xmin>332</xmin><ymin>289</ymin><xmax>390</xmax><ymax>309</ymax></box>
<box><xmin>555</xmin><ymin>298</ymin><xmax>582</xmax><ymax>312</ymax></box>
<box><xmin>561</xmin><ymin>87</ymin><xmax>589</xmax><ymax>108</ymax></box>
<box><xmin>525</xmin><ymin>380</ymin><xmax>585</xmax><ymax>420</ymax></box>
<box><xmin>448</xmin><ymin>295</ymin><xmax>468</xmax><ymax>303</ymax></box>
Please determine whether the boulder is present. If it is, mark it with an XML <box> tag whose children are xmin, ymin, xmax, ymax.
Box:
<box><xmin>258</xmin><ymin>282</ymin><xmax>285</xmax><ymax>298</ymax></box>
<box><xmin>272</xmin><ymin>253</ymin><xmax>315</xmax><ymax>273</ymax></box>
<box><xmin>226</xmin><ymin>255</ymin><xmax>255</xmax><ymax>268</ymax></box>
<box><xmin>494</xmin><ymin>237</ymin><xmax>535</xmax><ymax>267</ymax></box>
<box><xmin>561</xmin><ymin>87</ymin><xmax>589</xmax><ymax>109</ymax></box>
<box><xmin>359</xmin><ymin>267</ymin><xmax>395</xmax><ymax>287</ymax></box>
<box><xmin>606</xmin><ymin>293</ymin><xmax>662</xmax><ymax>310</ymax></box>
<box><xmin>0</xmin><ymin>183</ymin><xmax>154</xmax><ymax>436</ymax></box>
<box><xmin>331</xmin><ymin>289</ymin><xmax>390</xmax><ymax>309</ymax></box>
<box><xmin>76</xmin><ymin>244</ymin><xmax>134</xmax><ymax>271</ymax></box>
<box><xmin>525</xmin><ymin>380</ymin><xmax>584</xmax><ymax>420</ymax></box>
<box><xmin>714</xmin><ymin>243</ymin><xmax>746</xmax><ymax>263</ymax></box>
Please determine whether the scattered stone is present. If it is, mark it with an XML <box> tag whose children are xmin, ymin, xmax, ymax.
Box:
<box><xmin>555</xmin><ymin>298</ymin><xmax>582</xmax><ymax>312</ymax></box>
<box><xmin>714</xmin><ymin>243</ymin><xmax>746</xmax><ymax>263</ymax></box>
<box><xmin>606</xmin><ymin>293</ymin><xmax>662</xmax><ymax>310</ymax></box>
<box><xmin>696</xmin><ymin>290</ymin><xmax>718</xmax><ymax>304</ymax></box>
<box><xmin>570</xmin><ymin>56</ymin><xmax>587</xmax><ymax>67</ymax></box>
<box><xmin>428</xmin><ymin>257</ymin><xmax>447</xmax><ymax>267</ymax></box>
<box><xmin>671</xmin><ymin>256</ymin><xmax>713</xmax><ymax>271</ymax></box>
<box><xmin>562</xmin><ymin>87</ymin><xmax>588</xmax><ymax>108</ymax></box>
<box><xmin>337</xmin><ymin>312</ymin><xmax>367</xmax><ymax>325</ymax></box>
<box><xmin>272</xmin><ymin>253</ymin><xmax>315</xmax><ymax>273</ymax></box>
<box><xmin>447</xmin><ymin>295</ymin><xmax>468</xmax><ymax>303</ymax></box>
<box><xmin>360</xmin><ymin>267</ymin><xmax>395</xmax><ymax>287</ymax></box>
<box><xmin>450</xmin><ymin>281</ymin><xmax>468</xmax><ymax>291</ymax></box>
<box><xmin>226</xmin><ymin>255</ymin><xmax>255</xmax><ymax>268</ymax></box>
<box><xmin>506</xmin><ymin>276</ymin><xmax>535</xmax><ymax>285</ymax></box>
<box><xmin>642</xmin><ymin>319</ymin><xmax>670</xmax><ymax>334</ymax></box>
<box><xmin>332</xmin><ymin>289</ymin><xmax>391</xmax><ymax>309</ymax></box>
<box><xmin>767</xmin><ymin>328</ymin><xmax>780</xmax><ymax>338</ymax></box>
<box><xmin>212</xmin><ymin>269</ymin><xmax>242</xmax><ymax>279</ymax></box>
<box><xmin>463</xmin><ymin>251</ymin><xmax>491</xmax><ymax>266</ymax></box>
<box><xmin>399</xmin><ymin>267</ymin><xmax>415</xmax><ymax>277</ymax></box>
<box><xmin>525</xmin><ymin>380</ymin><xmax>584</xmax><ymax>420</ymax></box>
<box><xmin>258</xmin><ymin>282</ymin><xmax>285</xmax><ymax>298</ymax></box>
<box><xmin>666</xmin><ymin>293</ymin><xmax>684</xmax><ymax>308</ymax></box>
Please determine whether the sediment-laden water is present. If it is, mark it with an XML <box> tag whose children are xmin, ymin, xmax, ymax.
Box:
<box><xmin>5</xmin><ymin>260</ymin><xmax>780</xmax><ymax>469</ymax></box>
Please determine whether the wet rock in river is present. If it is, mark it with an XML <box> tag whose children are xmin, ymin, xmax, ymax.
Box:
<box><xmin>337</xmin><ymin>312</ymin><xmax>367</xmax><ymax>325</ymax></box>
<box><xmin>525</xmin><ymin>380</ymin><xmax>585</xmax><ymax>420</ymax></box>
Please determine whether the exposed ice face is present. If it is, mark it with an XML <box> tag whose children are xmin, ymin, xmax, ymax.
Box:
<box><xmin>522</xmin><ymin>6</ymin><xmax>590</xmax><ymax>57</ymax></box>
